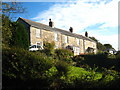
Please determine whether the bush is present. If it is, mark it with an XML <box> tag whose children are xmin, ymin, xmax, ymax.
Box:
<box><xmin>43</xmin><ymin>41</ymin><xmax>55</xmax><ymax>56</ymax></box>
<box><xmin>116</xmin><ymin>51</ymin><xmax>120</xmax><ymax>59</ymax></box>
<box><xmin>2</xmin><ymin>47</ymin><xmax>53</xmax><ymax>88</ymax></box>
<box><xmin>55</xmin><ymin>49</ymin><xmax>74</xmax><ymax>63</ymax></box>
<box><xmin>72</xmin><ymin>55</ymin><xmax>85</xmax><ymax>67</ymax></box>
<box><xmin>10</xmin><ymin>22</ymin><xmax>29</xmax><ymax>49</ymax></box>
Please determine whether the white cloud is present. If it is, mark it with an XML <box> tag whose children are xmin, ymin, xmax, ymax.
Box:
<box><xmin>31</xmin><ymin>0</ymin><xmax>119</xmax><ymax>50</ymax></box>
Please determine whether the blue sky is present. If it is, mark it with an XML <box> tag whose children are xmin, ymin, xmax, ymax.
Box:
<box><xmin>9</xmin><ymin>0</ymin><xmax>119</xmax><ymax>50</ymax></box>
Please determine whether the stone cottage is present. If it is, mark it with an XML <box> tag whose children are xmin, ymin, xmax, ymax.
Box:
<box><xmin>17</xmin><ymin>17</ymin><xmax>97</xmax><ymax>55</ymax></box>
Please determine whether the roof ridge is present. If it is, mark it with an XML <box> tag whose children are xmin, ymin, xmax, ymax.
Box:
<box><xmin>19</xmin><ymin>17</ymin><xmax>48</xmax><ymax>26</ymax></box>
<box><xmin>18</xmin><ymin>17</ymin><xmax>96</xmax><ymax>43</ymax></box>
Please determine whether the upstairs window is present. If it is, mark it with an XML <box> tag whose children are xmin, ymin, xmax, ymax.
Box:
<box><xmin>76</xmin><ymin>38</ymin><xmax>80</xmax><ymax>45</ymax></box>
<box><xmin>65</xmin><ymin>36</ymin><xmax>68</xmax><ymax>43</ymax></box>
<box><xmin>54</xmin><ymin>33</ymin><xmax>58</xmax><ymax>41</ymax></box>
<box><xmin>36</xmin><ymin>28</ymin><xmax>41</xmax><ymax>38</ymax></box>
<box><xmin>73</xmin><ymin>47</ymin><xmax>80</xmax><ymax>55</ymax></box>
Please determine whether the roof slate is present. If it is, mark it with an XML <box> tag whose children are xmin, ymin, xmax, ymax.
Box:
<box><xmin>18</xmin><ymin>17</ymin><xmax>96</xmax><ymax>43</ymax></box>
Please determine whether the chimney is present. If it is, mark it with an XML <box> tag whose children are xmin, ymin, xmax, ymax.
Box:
<box><xmin>85</xmin><ymin>31</ymin><xmax>88</xmax><ymax>37</ymax></box>
<box><xmin>49</xmin><ymin>19</ymin><xmax>54</xmax><ymax>27</ymax></box>
<box><xmin>69</xmin><ymin>27</ymin><xmax>73</xmax><ymax>33</ymax></box>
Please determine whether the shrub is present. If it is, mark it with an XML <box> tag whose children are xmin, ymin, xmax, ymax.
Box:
<box><xmin>72</xmin><ymin>55</ymin><xmax>85</xmax><ymax>67</ymax></box>
<box><xmin>10</xmin><ymin>22</ymin><xmax>29</xmax><ymax>49</ymax></box>
<box><xmin>116</xmin><ymin>51</ymin><xmax>120</xmax><ymax>59</ymax></box>
<box><xmin>55</xmin><ymin>60</ymin><xmax>69</xmax><ymax>76</ymax></box>
<box><xmin>2</xmin><ymin>15</ymin><xmax>12</xmax><ymax>46</ymax></box>
<box><xmin>43</xmin><ymin>41</ymin><xmax>55</xmax><ymax>56</ymax></box>
<box><xmin>55</xmin><ymin>49</ymin><xmax>74</xmax><ymax>63</ymax></box>
<box><xmin>2</xmin><ymin>47</ymin><xmax>53</xmax><ymax>88</ymax></box>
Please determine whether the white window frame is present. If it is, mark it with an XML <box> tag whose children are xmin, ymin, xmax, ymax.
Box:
<box><xmin>65</xmin><ymin>36</ymin><xmax>68</xmax><ymax>43</ymax></box>
<box><xmin>76</xmin><ymin>38</ymin><xmax>80</xmax><ymax>45</ymax></box>
<box><xmin>55</xmin><ymin>44</ymin><xmax>59</xmax><ymax>49</ymax></box>
<box><xmin>73</xmin><ymin>46</ymin><xmax>80</xmax><ymax>55</ymax></box>
<box><xmin>54</xmin><ymin>33</ymin><xmax>58</xmax><ymax>41</ymax></box>
<box><xmin>36</xmin><ymin>42</ymin><xmax>43</xmax><ymax>49</ymax></box>
<box><xmin>36</xmin><ymin>28</ymin><xmax>41</xmax><ymax>38</ymax></box>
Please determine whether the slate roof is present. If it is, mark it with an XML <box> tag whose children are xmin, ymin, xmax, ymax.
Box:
<box><xmin>18</xmin><ymin>17</ymin><xmax>96</xmax><ymax>43</ymax></box>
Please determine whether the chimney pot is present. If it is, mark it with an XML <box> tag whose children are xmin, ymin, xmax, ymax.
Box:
<box><xmin>49</xmin><ymin>18</ymin><xmax>54</xmax><ymax>27</ymax></box>
<box><xmin>69</xmin><ymin>27</ymin><xmax>73</xmax><ymax>33</ymax></box>
<box><xmin>85</xmin><ymin>31</ymin><xmax>88</xmax><ymax>37</ymax></box>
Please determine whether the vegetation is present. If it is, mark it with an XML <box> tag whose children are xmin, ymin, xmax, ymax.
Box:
<box><xmin>2</xmin><ymin>15</ymin><xmax>29</xmax><ymax>49</ymax></box>
<box><xmin>2</xmin><ymin>46</ymin><xmax>120</xmax><ymax>89</ymax></box>
<box><xmin>2</xmin><ymin>38</ymin><xmax>120</xmax><ymax>89</ymax></box>
<box><xmin>2</xmin><ymin>2</ymin><xmax>25</xmax><ymax>19</ymax></box>
<box><xmin>10</xmin><ymin>22</ymin><xmax>29</xmax><ymax>49</ymax></box>
<box><xmin>89</xmin><ymin>37</ymin><xmax>114</xmax><ymax>52</ymax></box>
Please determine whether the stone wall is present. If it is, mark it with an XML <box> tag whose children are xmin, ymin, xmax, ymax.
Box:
<box><xmin>30</xmin><ymin>26</ymin><xmax>97</xmax><ymax>55</ymax></box>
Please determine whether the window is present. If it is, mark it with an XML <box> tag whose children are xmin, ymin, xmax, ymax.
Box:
<box><xmin>36</xmin><ymin>28</ymin><xmax>41</xmax><ymax>38</ymax></box>
<box><xmin>55</xmin><ymin>44</ymin><xmax>59</xmax><ymax>49</ymax></box>
<box><xmin>76</xmin><ymin>38</ymin><xmax>80</xmax><ymax>45</ymax></box>
<box><xmin>65</xmin><ymin>36</ymin><xmax>68</xmax><ymax>43</ymax></box>
<box><xmin>36</xmin><ymin>42</ymin><xmax>43</xmax><ymax>49</ymax></box>
<box><xmin>73</xmin><ymin>47</ymin><xmax>80</xmax><ymax>55</ymax></box>
<box><xmin>54</xmin><ymin>33</ymin><xmax>58</xmax><ymax>41</ymax></box>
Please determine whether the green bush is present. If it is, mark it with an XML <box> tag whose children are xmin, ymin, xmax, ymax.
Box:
<box><xmin>116</xmin><ymin>51</ymin><xmax>120</xmax><ymax>59</ymax></box>
<box><xmin>2</xmin><ymin>47</ymin><xmax>53</xmax><ymax>80</ymax></box>
<box><xmin>2</xmin><ymin>46</ymin><xmax>120</xmax><ymax>89</ymax></box>
<box><xmin>55</xmin><ymin>49</ymin><xmax>74</xmax><ymax>63</ymax></box>
<box><xmin>2</xmin><ymin>15</ymin><xmax>13</xmax><ymax>46</ymax></box>
<box><xmin>72</xmin><ymin>55</ymin><xmax>85</xmax><ymax>67</ymax></box>
<box><xmin>55</xmin><ymin>60</ymin><xmax>69</xmax><ymax>76</ymax></box>
<box><xmin>43</xmin><ymin>41</ymin><xmax>55</xmax><ymax>56</ymax></box>
<box><xmin>10</xmin><ymin>22</ymin><xmax>29</xmax><ymax>49</ymax></box>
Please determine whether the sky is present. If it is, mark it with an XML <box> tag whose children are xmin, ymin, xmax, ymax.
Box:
<box><xmin>8</xmin><ymin>0</ymin><xmax>119</xmax><ymax>50</ymax></box>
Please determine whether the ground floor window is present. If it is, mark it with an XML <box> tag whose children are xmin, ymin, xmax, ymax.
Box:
<box><xmin>36</xmin><ymin>42</ymin><xmax>43</xmax><ymax>49</ymax></box>
<box><xmin>73</xmin><ymin>46</ymin><xmax>80</xmax><ymax>55</ymax></box>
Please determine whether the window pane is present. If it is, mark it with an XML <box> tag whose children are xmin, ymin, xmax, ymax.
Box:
<box><xmin>54</xmin><ymin>33</ymin><xmax>58</xmax><ymax>41</ymax></box>
<box><xmin>36</xmin><ymin>29</ymin><xmax>40</xmax><ymax>38</ymax></box>
<box><xmin>65</xmin><ymin>36</ymin><xmax>68</xmax><ymax>43</ymax></box>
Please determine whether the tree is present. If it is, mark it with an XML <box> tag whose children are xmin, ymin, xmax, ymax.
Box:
<box><xmin>2</xmin><ymin>2</ymin><xmax>25</xmax><ymax>19</ymax></box>
<box><xmin>89</xmin><ymin>37</ymin><xmax>98</xmax><ymax>42</ymax></box>
<box><xmin>89</xmin><ymin>36</ymin><xmax>106</xmax><ymax>51</ymax></box>
<box><xmin>2</xmin><ymin>14</ymin><xmax>13</xmax><ymax>46</ymax></box>
<box><xmin>97</xmin><ymin>42</ymin><xmax>106</xmax><ymax>51</ymax></box>
<box><xmin>104</xmin><ymin>44</ymin><xmax>113</xmax><ymax>49</ymax></box>
<box><xmin>10</xmin><ymin>22</ymin><xmax>29</xmax><ymax>49</ymax></box>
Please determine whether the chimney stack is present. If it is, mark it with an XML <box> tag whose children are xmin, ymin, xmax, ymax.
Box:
<box><xmin>69</xmin><ymin>27</ymin><xmax>73</xmax><ymax>33</ymax></box>
<box><xmin>85</xmin><ymin>31</ymin><xmax>88</xmax><ymax>37</ymax></box>
<box><xmin>49</xmin><ymin>19</ymin><xmax>54</xmax><ymax>27</ymax></box>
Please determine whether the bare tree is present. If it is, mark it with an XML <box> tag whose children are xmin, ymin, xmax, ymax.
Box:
<box><xmin>1</xmin><ymin>0</ymin><xmax>26</xmax><ymax>19</ymax></box>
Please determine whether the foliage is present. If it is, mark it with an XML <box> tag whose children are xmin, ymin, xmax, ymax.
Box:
<box><xmin>89</xmin><ymin>36</ymin><xmax>98</xmax><ymax>42</ymax></box>
<box><xmin>10</xmin><ymin>22</ymin><xmax>29</xmax><ymax>49</ymax></box>
<box><xmin>55</xmin><ymin>60</ymin><xmax>69</xmax><ymax>76</ymax></box>
<box><xmin>2</xmin><ymin>14</ymin><xmax>12</xmax><ymax>46</ymax></box>
<box><xmin>89</xmin><ymin>36</ymin><xmax>106</xmax><ymax>51</ymax></box>
<box><xmin>2</xmin><ymin>45</ymin><xmax>120</xmax><ymax>89</ymax></box>
<box><xmin>55</xmin><ymin>48</ymin><xmax>74</xmax><ymax>63</ymax></box>
<box><xmin>72</xmin><ymin>55</ymin><xmax>85</xmax><ymax>67</ymax></box>
<box><xmin>43</xmin><ymin>41</ymin><xmax>55</xmax><ymax>56</ymax></box>
<box><xmin>2</xmin><ymin>47</ymin><xmax>53</xmax><ymax>81</ymax></box>
<box><xmin>2</xmin><ymin>2</ymin><xmax>25</xmax><ymax>19</ymax></box>
<box><xmin>97</xmin><ymin>42</ymin><xmax>106</xmax><ymax>51</ymax></box>
<box><xmin>104</xmin><ymin>44</ymin><xmax>113</xmax><ymax>49</ymax></box>
<box><xmin>116</xmin><ymin>51</ymin><xmax>120</xmax><ymax>59</ymax></box>
<box><xmin>2</xmin><ymin>15</ymin><xmax>29</xmax><ymax>49</ymax></box>
<box><xmin>3</xmin><ymin>47</ymin><xmax>120</xmax><ymax>89</ymax></box>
